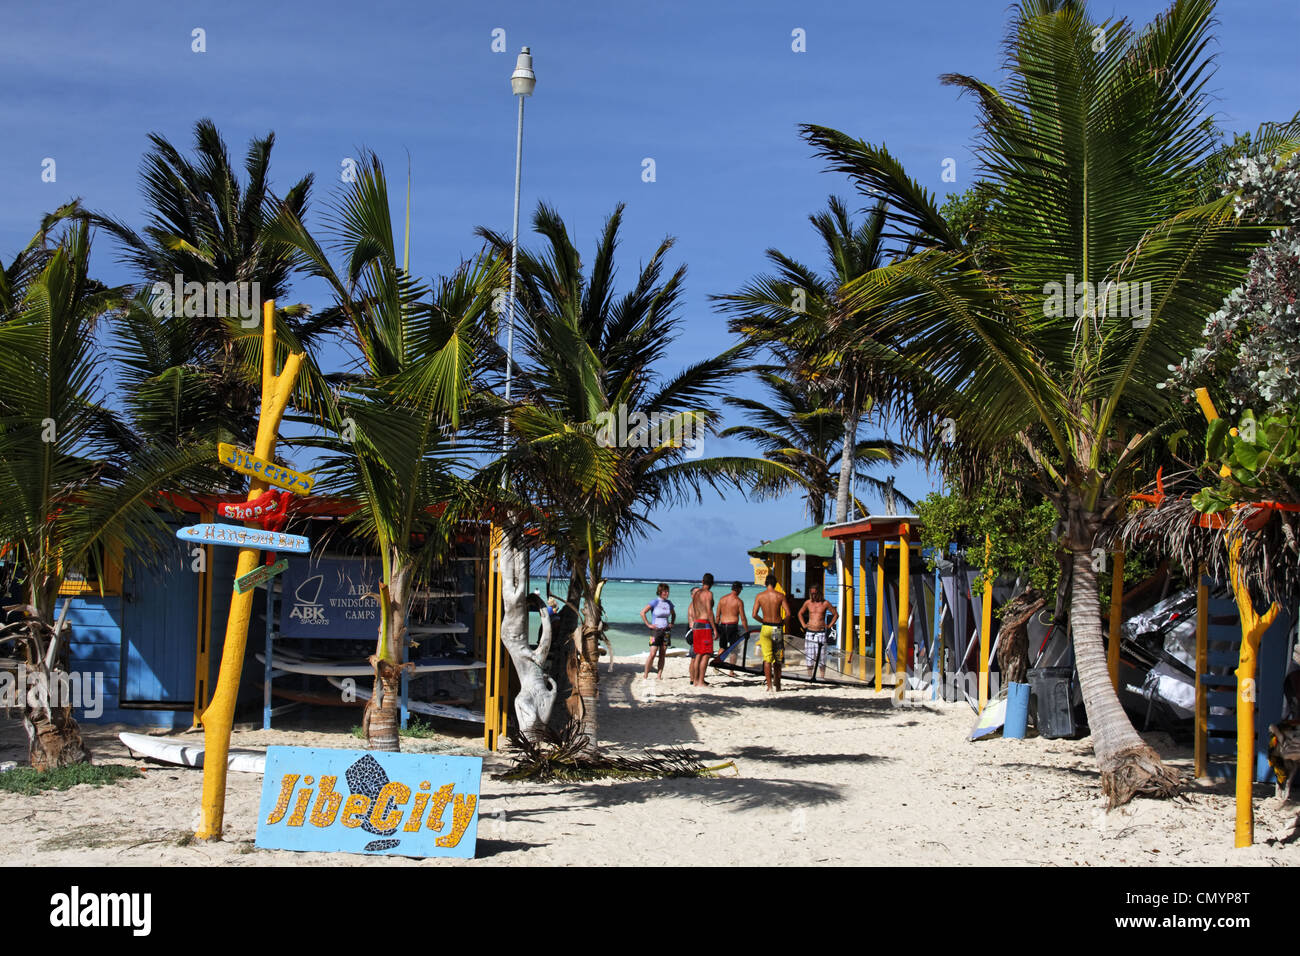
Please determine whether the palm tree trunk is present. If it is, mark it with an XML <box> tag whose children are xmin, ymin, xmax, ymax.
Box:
<box><xmin>832</xmin><ymin>407</ymin><xmax>859</xmax><ymax>650</ymax></box>
<box><xmin>497</xmin><ymin>532</ymin><xmax>556</xmax><ymax>741</ymax></box>
<box><xmin>20</xmin><ymin>591</ymin><xmax>88</xmax><ymax>770</ymax></box>
<box><xmin>365</xmin><ymin>555</ymin><xmax>411</xmax><ymax>752</ymax></box>
<box><xmin>575</xmin><ymin>587</ymin><xmax>602</xmax><ymax>751</ymax></box>
<box><xmin>1069</xmin><ymin>545</ymin><xmax>1179</xmax><ymax>806</ymax></box>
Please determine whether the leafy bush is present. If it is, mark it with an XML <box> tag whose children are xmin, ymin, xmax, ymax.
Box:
<box><xmin>1166</xmin><ymin>151</ymin><xmax>1300</xmax><ymax>413</ymax></box>
<box><xmin>0</xmin><ymin>763</ymin><xmax>142</xmax><ymax>796</ymax></box>
<box><xmin>1192</xmin><ymin>407</ymin><xmax>1300</xmax><ymax>513</ymax></box>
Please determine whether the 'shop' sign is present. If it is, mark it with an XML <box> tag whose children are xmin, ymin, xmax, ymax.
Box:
<box><xmin>255</xmin><ymin>747</ymin><xmax>482</xmax><ymax>858</ymax></box>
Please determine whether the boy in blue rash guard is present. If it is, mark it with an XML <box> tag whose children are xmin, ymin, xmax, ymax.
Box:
<box><xmin>640</xmin><ymin>583</ymin><xmax>675</xmax><ymax>679</ymax></box>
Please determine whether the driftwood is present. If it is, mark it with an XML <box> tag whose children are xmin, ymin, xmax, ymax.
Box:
<box><xmin>496</xmin><ymin>534</ymin><xmax>558</xmax><ymax>741</ymax></box>
<box><xmin>995</xmin><ymin>590</ymin><xmax>1046</xmax><ymax>685</ymax></box>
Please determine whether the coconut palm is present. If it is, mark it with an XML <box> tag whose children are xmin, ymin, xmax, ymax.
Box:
<box><xmin>799</xmin><ymin>0</ymin><xmax>1275</xmax><ymax>804</ymax></box>
<box><xmin>717</xmin><ymin>197</ymin><xmax>901</xmax><ymax>525</ymax></box>
<box><xmin>722</xmin><ymin>370</ymin><xmax>914</xmax><ymax>523</ymax></box>
<box><xmin>269</xmin><ymin>153</ymin><xmax>504</xmax><ymax>750</ymax></box>
<box><xmin>716</xmin><ymin>195</ymin><xmax>920</xmax><ymax>644</ymax></box>
<box><xmin>0</xmin><ymin>218</ymin><xmax>217</xmax><ymax>768</ymax></box>
<box><xmin>92</xmin><ymin>119</ymin><xmax>333</xmax><ymax>448</ymax></box>
<box><xmin>478</xmin><ymin>203</ymin><xmax>792</xmax><ymax>747</ymax></box>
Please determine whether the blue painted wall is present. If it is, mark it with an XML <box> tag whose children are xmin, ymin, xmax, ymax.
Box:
<box><xmin>65</xmin><ymin>542</ymin><xmax>259</xmax><ymax>728</ymax></box>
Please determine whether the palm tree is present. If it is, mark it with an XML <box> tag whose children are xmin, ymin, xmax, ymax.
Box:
<box><xmin>798</xmin><ymin>0</ymin><xmax>1276</xmax><ymax>804</ymax></box>
<box><xmin>92</xmin><ymin>119</ymin><xmax>332</xmax><ymax>448</ymax></box>
<box><xmin>269</xmin><ymin>153</ymin><xmax>503</xmax><ymax>750</ymax></box>
<box><xmin>717</xmin><ymin>195</ymin><xmax>916</xmax><ymax>643</ymax></box>
<box><xmin>721</xmin><ymin>370</ymin><xmax>913</xmax><ymax>523</ymax></box>
<box><xmin>478</xmin><ymin>203</ymin><xmax>790</xmax><ymax>747</ymax></box>
<box><xmin>0</xmin><ymin>218</ymin><xmax>215</xmax><ymax>768</ymax></box>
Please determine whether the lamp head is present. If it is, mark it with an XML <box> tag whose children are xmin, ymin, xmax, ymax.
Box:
<box><xmin>511</xmin><ymin>47</ymin><xmax>536</xmax><ymax>96</ymax></box>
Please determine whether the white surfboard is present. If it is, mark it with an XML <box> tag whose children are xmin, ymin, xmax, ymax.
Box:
<box><xmin>118</xmin><ymin>732</ymin><xmax>266</xmax><ymax>774</ymax></box>
<box><xmin>256</xmin><ymin>652</ymin><xmax>486</xmax><ymax>676</ymax></box>
<box><xmin>325</xmin><ymin>678</ymin><xmax>484</xmax><ymax>724</ymax></box>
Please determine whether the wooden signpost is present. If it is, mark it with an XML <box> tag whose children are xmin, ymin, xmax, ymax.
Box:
<box><xmin>197</xmin><ymin>301</ymin><xmax>306</xmax><ymax>841</ymax></box>
<box><xmin>235</xmin><ymin>558</ymin><xmax>289</xmax><ymax>594</ymax></box>
<box><xmin>177</xmin><ymin>523</ymin><xmax>311</xmax><ymax>553</ymax></box>
<box><xmin>218</xmin><ymin>488</ymin><xmax>289</xmax><ymax>522</ymax></box>
<box><xmin>218</xmin><ymin>442</ymin><xmax>315</xmax><ymax>495</ymax></box>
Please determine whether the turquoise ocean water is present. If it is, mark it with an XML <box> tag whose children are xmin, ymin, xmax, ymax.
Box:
<box><xmin>527</xmin><ymin>576</ymin><xmax>840</xmax><ymax>657</ymax></box>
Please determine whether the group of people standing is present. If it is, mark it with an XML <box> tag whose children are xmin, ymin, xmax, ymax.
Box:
<box><xmin>640</xmin><ymin>574</ymin><xmax>839</xmax><ymax>692</ymax></box>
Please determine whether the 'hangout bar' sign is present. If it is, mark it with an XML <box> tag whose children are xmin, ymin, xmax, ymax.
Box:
<box><xmin>255</xmin><ymin>746</ymin><xmax>482</xmax><ymax>858</ymax></box>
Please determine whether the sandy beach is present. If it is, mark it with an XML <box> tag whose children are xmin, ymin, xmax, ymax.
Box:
<box><xmin>2</xmin><ymin>654</ymin><xmax>1297</xmax><ymax>866</ymax></box>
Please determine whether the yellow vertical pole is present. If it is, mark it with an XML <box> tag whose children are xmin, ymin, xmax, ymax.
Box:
<box><xmin>1108</xmin><ymin>550</ymin><xmax>1125</xmax><ymax>688</ymax></box>
<box><xmin>874</xmin><ymin>550</ymin><xmax>885</xmax><ymax>692</ymax></box>
<box><xmin>842</xmin><ymin>540</ymin><xmax>854</xmax><ymax>671</ymax></box>
<box><xmin>1192</xmin><ymin>386</ymin><xmax>1283</xmax><ymax>846</ymax></box>
<box><xmin>483</xmin><ymin>525</ymin><xmax>503</xmax><ymax>751</ymax></box>
<box><xmin>192</xmin><ymin>511</ymin><xmax>214</xmax><ymax>728</ymax></box>
<box><xmin>197</xmin><ymin>301</ymin><xmax>302</xmax><ymax>840</ymax></box>
<box><xmin>979</xmin><ymin>534</ymin><xmax>993</xmax><ymax>713</ymax></box>
<box><xmin>857</xmin><ymin>545</ymin><xmax>868</xmax><ymax>681</ymax></box>
<box><xmin>897</xmin><ymin>526</ymin><xmax>910</xmax><ymax>697</ymax></box>
<box><xmin>495</xmin><ymin>548</ymin><xmax>510</xmax><ymax>743</ymax></box>
<box><xmin>1229</xmin><ymin>538</ymin><xmax>1279</xmax><ymax>848</ymax></box>
<box><xmin>1195</xmin><ymin>565</ymin><xmax>1208</xmax><ymax>779</ymax></box>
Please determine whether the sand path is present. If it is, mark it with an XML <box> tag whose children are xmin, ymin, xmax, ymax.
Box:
<box><xmin>2</xmin><ymin>655</ymin><xmax>1296</xmax><ymax>865</ymax></box>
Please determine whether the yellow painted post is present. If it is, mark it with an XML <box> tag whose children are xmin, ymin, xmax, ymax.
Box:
<box><xmin>897</xmin><ymin>526</ymin><xmax>910</xmax><ymax>698</ymax></box>
<box><xmin>874</xmin><ymin>550</ymin><xmax>885</xmax><ymax>692</ymax></box>
<box><xmin>979</xmin><ymin>534</ymin><xmax>993</xmax><ymax>713</ymax></box>
<box><xmin>1228</xmin><ymin>538</ymin><xmax>1279</xmax><ymax>848</ymax></box>
<box><xmin>842</xmin><ymin>541</ymin><xmax>854</xmax><ymax>672</ymax></box>
<box><xmin>495</xmin><ymin>545</ymin><xmax>509</xmax><ymax>743</ymax></box>
<box><xmin>197</xmin><ymin>301</ymin><xmax>302</xmax><ymax>840</ymax></box>
<box><xmin>1194</xmin><ymin>387</ymin><xmax>1220</xmax><ymax>424</ymax></box>
<box><xmin>192</xmin><ymin>512</ymin><xmax>214</xmax><ymax>728</ymax></box>
<box><xmin>1195</xmin><ymin>566</ymin><xmax>1208</xmax><ymax>779</ymax></box>
<box><xmin>1192</xmin><ymin>386</ymin><xmax>1283</xmax><ymax>845</ymax></box>
<box><xmin>483</xmin><ymin>525</ymin><xmax>503</xmax><ymax>751</ymax></box>
<box><xmin>857</xmin><ymin>545</ymin><xmax>868</xmax><ymax>681</ymax></box>
<box><xmin>1108</xmin><ymin>551</ymin><xmax>1125</xmax><ymax>689</ymax></box>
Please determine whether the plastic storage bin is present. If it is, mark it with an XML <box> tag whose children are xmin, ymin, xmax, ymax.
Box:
<box><xmin>1028</xmin><ymin>666</ymin><xmax>1088</xmax><ymax>739</ymax></box>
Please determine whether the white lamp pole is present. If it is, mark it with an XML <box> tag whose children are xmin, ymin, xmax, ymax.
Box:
<box><xmin>504</xmin><ymin>46</ymin><xmax>536</xmax><ymax>446</ymax></box>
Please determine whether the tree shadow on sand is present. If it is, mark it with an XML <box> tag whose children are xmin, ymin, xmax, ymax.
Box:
<box><xmin>495</xmin><ymin>774</ymin><xmax>845</xmax><ymax>813</ymax></box>
<box><xmin>695</xmin><ymin>744</ymin><xmax>890</xmax><ymax>769</ymax></box>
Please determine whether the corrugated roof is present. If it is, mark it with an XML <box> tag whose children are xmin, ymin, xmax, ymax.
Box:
<box><xmin>747</xmin><ymin>523</ymin><xmax>837</xmax><ymax>559</ymax></box>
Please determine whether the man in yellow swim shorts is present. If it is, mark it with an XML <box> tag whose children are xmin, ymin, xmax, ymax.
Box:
<box><xmin>751</xmin><ymin>574</ymin><xmax>791</xmax><ymax>692</ymax></box>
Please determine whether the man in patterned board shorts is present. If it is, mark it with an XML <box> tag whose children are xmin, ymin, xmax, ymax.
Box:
<box><xmin>798</xmin><ymin>584</ymin><xmax>838</xmax><ymax>679</ymax></box>
<box><xmin>715</xmin><ymin>581</ymin><xmax>749</xmax><ymax>675</ymax></box>
<box><xmin>751</xmin><ymin>574</ymin><xmax>792</xmax><ymax>692</ymax></box>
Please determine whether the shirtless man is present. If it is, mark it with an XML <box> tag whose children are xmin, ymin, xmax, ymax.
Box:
<box><xmin>751</xmin><ymin>574</ymin><xmax>791</xmax><ymax>692</ymax></box>
<box><xmin>798</xmin><ymin>585</ymin><xmax>838</xmax><ymax>678</ymax></box>
<box><xmin>688</xmin><ymin>574</ymin><xmax>718</xmax><ymax>687</ymax></box>
<box><xmin>715</xmin><ymin>582</ymin><xmax>749</xmax><ymax>675</ymax></box>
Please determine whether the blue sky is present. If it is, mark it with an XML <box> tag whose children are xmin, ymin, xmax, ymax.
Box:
<box><xmin>3</xmin><ymin>0</ymin><xmax>1297</xmax><ymax>579</ymax></box>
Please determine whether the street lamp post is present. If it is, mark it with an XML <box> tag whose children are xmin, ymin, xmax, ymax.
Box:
<box><xmin>504</xmin><ymin>46</ymin><xmax>536</xmax><ymax>440</ymax></box>
<box><xmin>486</xmin><ymin>47</ymin><xmax>536</xmax><ymax>754</ymax></box>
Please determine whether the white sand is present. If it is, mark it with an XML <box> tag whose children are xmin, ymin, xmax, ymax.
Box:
<box><xmin>1</xmin><ymin>654</ymin><xmax>1296</xmax><ymax>865</ymax></box>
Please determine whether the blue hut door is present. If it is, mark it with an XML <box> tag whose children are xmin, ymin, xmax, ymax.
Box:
<box><xmin>121</xmin><ymin>540</ymin><xmax>199</xmax><ymax>707</ymax></box>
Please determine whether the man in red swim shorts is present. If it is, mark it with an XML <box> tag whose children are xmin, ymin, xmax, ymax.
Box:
<box><xmin>688</xmin><ymin>573</ymin><xmax>717</xmax><ymax>687</ymax></box>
